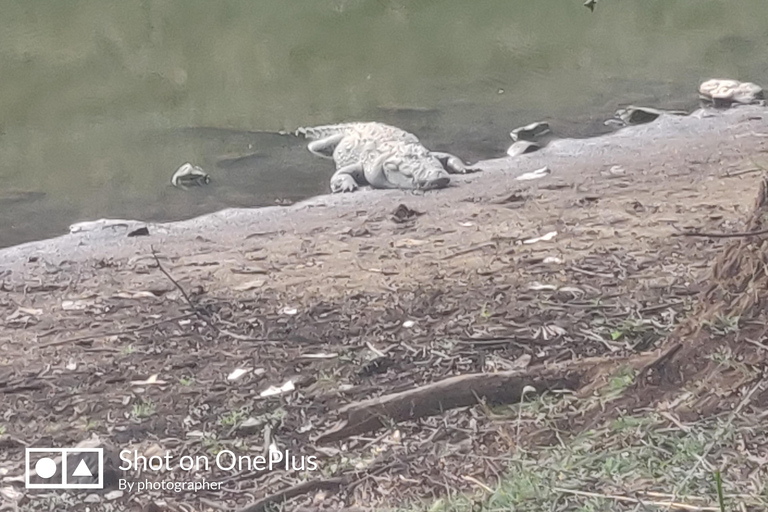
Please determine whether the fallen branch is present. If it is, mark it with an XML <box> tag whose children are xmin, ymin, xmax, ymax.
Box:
<box><xmin>235</xmin><ymin>477</ymin><xmax>346</xmax><ymax>512</ymax></box>
<box><xmin>721</xmin><ymin>167</ymin><xmax>761</xmax><ymax>178</ymax></box>
<box><xmin>440</xmin><ymin>241</ymin><xmax>497</xmax><ymax>260</ymax></box>
<box><xmin>672</xmin><ymin>227</ymin><xmax>768</xmax><ymax>238</ymax></box>
<box><xmin>151</xmin><ymin>246</ymin><xmax>216</xmax><ymax>331</ymax></box>
<box><xmin>315</xmin><ymin>356</ymin><xmax>638</xmax><ymax>444</ymax></box>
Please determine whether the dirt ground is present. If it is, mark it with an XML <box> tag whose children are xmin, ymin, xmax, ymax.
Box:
<box><xmin>2</xmin><ymin>106</ymin><xmax>768</xmax><ymax>511</ymax></box>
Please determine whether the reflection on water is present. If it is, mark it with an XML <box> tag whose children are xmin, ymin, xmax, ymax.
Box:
<box><xmin>1</xmin><ymin>0</ymin><xmax>767</xmax><ymax>247</ymax></box>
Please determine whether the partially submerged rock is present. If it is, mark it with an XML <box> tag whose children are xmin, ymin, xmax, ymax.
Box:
<box><xmin>510</xmin><ymin>121</ymin><xmax>551</xmax><ymax>142</ymax></box>
<box><xmin>610</xmin><ymin>106</ymin><xmax>687</xmax><ymax>127</ymax></box>
<box><xmin>699</xmin><ymin>79</ymin><xmax>764</xmax><ymax>107</ymax></box>
<box><xmin>171</xmin><ymin>163</ymin><xmax>211</xmax><ymax>189</ymax></box>
<box><xmin>506</xmin><ymin>140</ymin><xmax>541</xmax><ymax>157</ymax></box>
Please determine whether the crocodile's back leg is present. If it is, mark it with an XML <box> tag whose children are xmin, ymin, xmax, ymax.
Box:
<box><xmin>307</xmin><ymin>133</ymin><xmax>346</xmax><ymax>159</ymax></box>
<box><xmin>430</xmin><ymin>151</ymin><xmax>469</xmax><ymax>174</ymax></box>
<box><xmin>330</xmin><ymin>162</ymin><xmax>365</xmax><ymax>193</ymax></box>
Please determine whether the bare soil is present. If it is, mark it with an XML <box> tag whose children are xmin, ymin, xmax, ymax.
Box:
<box><xmin>1</xmin><ymin>106</ymin><xmax>768</xmax><ymax>511</ymax></box>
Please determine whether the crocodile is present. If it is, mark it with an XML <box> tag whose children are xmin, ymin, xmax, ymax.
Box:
<box><xmin>294</xmin><ymin>122</ymin><xmax>473</xmax><ymax>193</ymax></box>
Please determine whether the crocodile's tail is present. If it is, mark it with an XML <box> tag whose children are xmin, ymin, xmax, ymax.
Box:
<box><xmin>294</xmin><ymin>123</ymin><xmax>365</xmax><ymax>140</ymax></box>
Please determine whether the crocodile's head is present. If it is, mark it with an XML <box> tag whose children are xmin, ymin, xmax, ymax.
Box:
<box><xmin>403</xmin><ymin>156</ymin><xmax>450</xmax><ymax>190</ymax></box>
<box><xmin>367</xmin><ymin>153</ymin><xmax>451</xmax><ymax>190</ymax></box>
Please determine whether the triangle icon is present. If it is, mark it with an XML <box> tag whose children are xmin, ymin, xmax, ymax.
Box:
<box><xmin>72</xmin><ymin>459</ymin><xmax>93</xmax><ymax>478</ymax></box>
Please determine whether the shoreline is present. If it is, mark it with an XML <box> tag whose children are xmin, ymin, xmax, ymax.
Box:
<box><xmin>2</xmin><ymin>104</ymin><xmax>766</xmax><ymax>276</ymax></box>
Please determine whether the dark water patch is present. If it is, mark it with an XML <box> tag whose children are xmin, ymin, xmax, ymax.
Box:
<box><xmin>2</xmin><ymin>0</ymin><xmax>768</xmax><ymax>247</ymax></box>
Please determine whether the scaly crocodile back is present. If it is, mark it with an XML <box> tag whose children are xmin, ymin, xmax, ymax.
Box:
<box><xmin>295</xmin><ymin>122</ymin><xmax>418</xmax><ymax>143</ymax></box>
<box><xmin>295</xmin><ymin>121</ymin><xmax>453</xmax><ymax>191</ymax></box>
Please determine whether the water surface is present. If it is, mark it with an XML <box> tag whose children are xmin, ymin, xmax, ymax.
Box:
<box><xmin>2</xmin><ymin>0</ymin><xmax>767</xmax><ymax>247</ymax></box>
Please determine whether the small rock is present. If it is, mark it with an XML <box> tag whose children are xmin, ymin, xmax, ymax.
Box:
<box><xmin>612</xmin><ymin>106</ymin><xmax>687</xmax><ymax>126</ymax></box>
<box><xmin>506</xmin><ymin>140</ymin><xmax>541</xmax><ymax>157</ymax></box>
<box><xmin>171</xmin><ymin>163</ymin><xmax>210</xmax><ymax>189</ymax></box>
<box><xmin>699</xmin><ymin>79</ymin><xmax>764</xmax><ymax>107</ymax></box>
<box><xmin>510</xmin><ymin>121</ymin><xmax>551</xmax><ymax>142</ymax></box>
<box><xmin>616</xmin><ymin>106</ymin><xmax>662</xmax><ymax>125</ymax></box>
<box><xmin>391</xmin><ymin>204</ymin><xmax>424</xmax><ymax>224</ymax></box>
<box><xmin>127</xmin><ymin>226</ymin><xmax>150</xmax><ymax>237</ymax></box>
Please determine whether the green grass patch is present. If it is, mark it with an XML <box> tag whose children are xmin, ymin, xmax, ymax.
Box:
<box><xmin>401</xmin><ymin>406</ymin><xmax>766</xmax><ymax>511</ymax></box>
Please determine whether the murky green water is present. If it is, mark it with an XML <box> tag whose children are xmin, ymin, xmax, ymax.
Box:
<box><xmin>1</xmin><ymin>0</ymin><xmax>767</xmax><ymax>248</ymax></box>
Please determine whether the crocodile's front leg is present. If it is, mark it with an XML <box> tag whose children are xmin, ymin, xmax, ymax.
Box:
<box><xmin>307</xmin><ymin>133</ymin><xmax>346</xmax><ymax>159</ymax></box>
<box><xmin>431</xmin><ymin>151</ymin><xmax>474</xmax><ymax>174</ymax></box>
<box><xmin>330</xmin><ymin>162</ymin><xmax>365</xmax><ymax>193</ymax></box>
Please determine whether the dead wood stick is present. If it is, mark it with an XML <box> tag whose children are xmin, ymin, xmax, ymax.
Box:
<box><xmin>150</xmin><ymin>246</ymin><xmax>215</xmax><ymax>330</ymax></box>
<box><xmin>672</xmin><ymin>227</ymin><xmax>768</xmax><ymax>238</ymax></box>
<box><xmin>721</xmin><ymin>167</ymin><xmax>761</xmax><ymax>178</ymax></box>
<box><xmin>440</xmin><ymin>241</ymin><xmax>497</xmax><ymax>260</ymax></box>
<box><xmin>235</xmin><ymin>477</ymin><xmax>346</xmax><ymax>512</ymax></box>
<box><xmin>316</xmin><ymin>354</ymin><xmax>663</xmax><ymax>444</ymax></box>
<box><xmin>316</xmin><ymin>362</ymin><xmax>589</xmax><ymax>444</ymax></box>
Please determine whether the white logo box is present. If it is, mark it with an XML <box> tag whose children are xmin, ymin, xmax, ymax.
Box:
<box><xmin>25</xmin><ymin>448</ymin><xmax>104</xmax><ymax>489</ymax></box>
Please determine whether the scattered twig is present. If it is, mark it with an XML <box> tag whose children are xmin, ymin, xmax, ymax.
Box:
<box><xmin>744</xmin><ymin>337</ymin><xmax>768</xmax><ymax>352</ymax></box>
<box><xmin>440</xmin><ymin>241</ymin><xmax>497</xmax><ymax>260</ymax></box>
<box><xmin>554</xmin><ymin>487</ymin><xmax>718</xmax><ymax>511</ymax></box>
<box><xmin>151</xmin><ymin>246</ymin><xmax>216</xmax><ymax>331</ymax></box>
<box><xmin>462</xmin><ymin>475</ymin><xmax>494</xmax><ymax>494</ymax></box>
<box><xmin>569</xmin><ymin>266</ymin><xmax>615</xmax><ymax>279</ymax></box>
<box><xmin>36</xmin><ymin>312</ymin><xmax>197</xmax><ymax>349</ymax></box>
<box><xmin>721</xmin><ymin>167</ymin><xmax>761</xmax><ymax>178</ymax></box>
<box><xmin>672</xmin><ymin>227</ymin><xmax>768</xmax><ymax>238</ymax></box>
<box><xmin>365</xmin><ymin>341</ymin><xmax>387</xmax><ymax>358</ymax></box>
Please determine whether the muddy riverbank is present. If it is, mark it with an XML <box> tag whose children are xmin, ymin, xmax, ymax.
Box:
<box><xmin>2</xmin><ymin>105</ymin><xmax>767</xmax><ymax>276</ymax></box>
